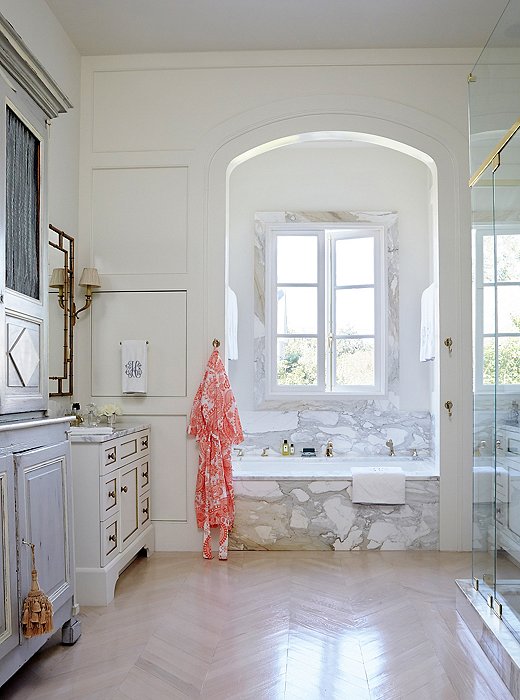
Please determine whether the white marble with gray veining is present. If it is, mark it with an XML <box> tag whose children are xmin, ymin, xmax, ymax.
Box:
<box><xmin>230</xmin><ymin>476</ymin><xmax>439</xmax><ymax>551</ymax></box>
<box><xmin>69</xmin><ymin>422</ymin><xmax>150</xmax><ymax>443</ymax></box>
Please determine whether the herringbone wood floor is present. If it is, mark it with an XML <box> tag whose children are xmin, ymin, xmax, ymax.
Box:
<box><xmin>1</xmin><ymin>551</ymin><xmax>514</xmax><ymax>699</ymax></box>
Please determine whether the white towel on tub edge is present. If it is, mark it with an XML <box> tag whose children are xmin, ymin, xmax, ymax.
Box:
<box><xmin>351</xmin><ymin>466</ymin><xmax>405</xmax><ymax>505</ymax></box>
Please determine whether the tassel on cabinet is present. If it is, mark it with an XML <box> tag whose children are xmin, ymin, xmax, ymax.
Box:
<box><xmin>21</xmin><ymin>541</ymin><xmax>53</xmax><ymax>638</ymax></box>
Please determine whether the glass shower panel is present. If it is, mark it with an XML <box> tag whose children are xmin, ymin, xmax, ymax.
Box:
<box><xmin>472</xmin><ymin>164</ymin><xmax>497</xmax><ymax>600</ymax></box>
<box><xmin>468</xmin><ymin>2</ymin><xmax>520</xmax><ymax>177</ymax></box>
<box><xmin>489</xmin><ymin>130</ymin><xmax>520</xmax><ymax>631</ymax></box>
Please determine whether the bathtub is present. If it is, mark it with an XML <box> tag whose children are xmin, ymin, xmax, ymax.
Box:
<box><xmin>232</xmin><ymin>454</ymin><xmax>438</xmax><ymax>480</ymax></box>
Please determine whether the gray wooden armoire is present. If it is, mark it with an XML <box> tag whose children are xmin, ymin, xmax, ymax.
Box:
<box><xmin>0</xmin><ymin>13</ymin><xmax>77</xmax><ymax>686</ymax></box>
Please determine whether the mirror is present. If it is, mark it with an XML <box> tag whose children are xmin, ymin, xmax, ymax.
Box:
<box><xmin>48</xmin><ymin>224</ymin><xmax>74</xmax><ymax>396</ymax></box>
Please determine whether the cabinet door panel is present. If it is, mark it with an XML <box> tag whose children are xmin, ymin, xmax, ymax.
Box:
<box><xmin>0</xmin><ymin>454</ymin><xmax>17</xmax><ymax>660</ymax></box>
<box><xmin>120</xmin><ymin>464</ymin><xmax>138</xmax><ymax>547</ymax></box>
<box><xmin>16</xmin><ymin>442</ymin><xmax>73</xmax><ymax>613</ymax></box>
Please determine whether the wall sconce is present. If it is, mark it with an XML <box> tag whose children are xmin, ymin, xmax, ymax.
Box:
<box><xmin>49</xmin><ymin>266</ymin><xmax>101</xmax><ymax>324</ymax></box>
<box><xmin>75</xmin><ymin>267</ymin><xmax>101</xmax><ymax>319</ymax></box>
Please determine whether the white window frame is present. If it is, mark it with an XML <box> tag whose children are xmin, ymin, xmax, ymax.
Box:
<box><xmin>474</xmin><ymin>224</ymin><xmax>520</xmax><ymax>393</ymax></box>
<box><xmin>265</xmin><ymin>222</ymin><xmax>387</xmax><ymax>399</ymax></box>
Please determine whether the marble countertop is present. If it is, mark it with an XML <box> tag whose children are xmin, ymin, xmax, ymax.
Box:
<box><xmin>69</xmin><ymin>422</ymin><xmax>150</xmax><ymax>443</ymax></box>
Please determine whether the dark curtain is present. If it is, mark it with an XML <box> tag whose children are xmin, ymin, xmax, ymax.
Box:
<box><xmin>6</xmin><ymin>107</ymin><xmax>40</xmax><ymax>300</ymax></box>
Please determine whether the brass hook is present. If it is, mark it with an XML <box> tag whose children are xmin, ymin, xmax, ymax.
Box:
<box><xmin>444</xmin><ymin>337</ymin><xmax>453</xmax><ymax>355</ymax></box>
<box><xmin>444</xmin><ymin>400</ymin><xmax>453</xmax><ymax>418</ymax></box>
<box><xmin>212</xmin><ymin>338</ymin><xmax>220</xmax><ymax>348</ymax></box>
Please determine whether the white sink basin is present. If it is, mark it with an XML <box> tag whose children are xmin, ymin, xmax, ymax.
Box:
<box><xmin>69</xmin><ymin>426</ymin><xmax>113</xmax><ymax>435</ymax></box>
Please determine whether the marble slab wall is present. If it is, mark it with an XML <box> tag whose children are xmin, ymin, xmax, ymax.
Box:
<box><xmin>230</xmin><ymin>478</ymin><xmax>439</xmax><ymax>551</ymax></box>
<box><xmin>249</xmin><ymin>210</ymin><xmax>433</xmax><ymax>459</ymax></box>
<box><xmin>240</xmin><ymin>406</ymin><xmax>431</xmax><ymax>458</ymax></box>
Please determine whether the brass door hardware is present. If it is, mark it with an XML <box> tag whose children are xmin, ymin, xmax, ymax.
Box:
<box><xmin>444</xmin><ymin>400</ymin><xmax>453</xmax><ymax>418</ymax></box>
<box><xmin>444</xmin><ymin>337</ymin><xmax>453</xmax><ymax>354</ymax></box>
<box><xmin>108</xmin><ymin>490</ymin><xmax>115</xmax><ymax>499</ymax></box>
<box><xmin>108</xmin><ymin>534</ymin><xmax>117</xmax><ymax>543</ymax></box>
<box><xmin>121</xmin><ymin>485</ymin><xmax>128</xmax><ymax>493</ymax></box>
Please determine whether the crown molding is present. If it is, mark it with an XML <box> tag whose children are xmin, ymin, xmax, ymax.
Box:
<box><xmin>0</xmin><ymin>13</ymin><xmax>72</xmax><ymax>119</ymax></box>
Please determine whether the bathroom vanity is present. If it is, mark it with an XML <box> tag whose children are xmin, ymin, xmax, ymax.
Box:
<box><xmin>70</xmin><ymin>424</ymin><xmax>155</xmax><ymax>605</ymax></box>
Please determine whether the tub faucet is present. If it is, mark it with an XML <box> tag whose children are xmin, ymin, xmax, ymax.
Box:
<box><xmin>233</xmin><ymin>447</ymin><xmax>244</xmax><ymax>458</ymax></box>
<box><xmin>261</xmin><ymin>447</ymin><xmax>270</xmax><ymax>457</ymax></box>
<box><xmin>325</xmin><ymin>441</ymin><xmax>334</xmax><ymax>458</ymax></box>
<box><xmin>385</xmin><ymin>439</ymin><xmax>395</xmax><ymax>456</ymax></box>
<box><xmin>411</xmin><ymin>448</ymin><xmax>419</xmax><ymax>460</ymax></box>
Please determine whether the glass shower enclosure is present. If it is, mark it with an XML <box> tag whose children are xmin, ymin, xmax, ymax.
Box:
<box><xmin>470</xmin><ymin>0</ymin><xmax>520</xmax><ymax>637</ymax></box>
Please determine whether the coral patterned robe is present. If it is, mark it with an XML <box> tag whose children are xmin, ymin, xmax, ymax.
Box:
<box><xmin>188</xmin><ymin>349</ymin><xmax>243</xmax><ymax>534</ymax></box>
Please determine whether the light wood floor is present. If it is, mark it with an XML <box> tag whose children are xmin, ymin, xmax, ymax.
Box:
<box><xmin>1</xmin><ymin>551</ymin><xmax>514</xmax><ymax>699</ymax></box>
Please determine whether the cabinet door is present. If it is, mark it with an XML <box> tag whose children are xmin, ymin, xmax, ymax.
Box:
<box><xmin>0</xmin><ymin>91</ymin><xmax>49</xmax><ymax>414</ymax></box>
<box><xmin>120</xmin><ymin>462</ymin><xmax>139</xmax><ymax>549</ymax></box>
<box><xmin>16</xmin><ymin>442</ymin><xmax>73</xmax><ymax>614</ymax></box>
<box><xmin>0</xmin><ymin>454</ymin><xmax>17</xmax><ymax>660</ymax></box>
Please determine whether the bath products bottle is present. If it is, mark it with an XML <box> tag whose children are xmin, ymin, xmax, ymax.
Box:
<box><xmin>282</xmin><ymin>439</ymin><xmax>290</xmax><ymax>456</ymax></box>
<box><xmin>290</xmin><ymin>443</ymin><xmax>295</xmax><ymax>455</ymax></box>
<box><xmin>71</xmin><ymin>402</ymin><xmax>82</xmax><ymax>427</ymax></box>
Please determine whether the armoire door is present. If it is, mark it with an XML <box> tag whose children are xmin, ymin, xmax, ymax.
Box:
<box><xmin>0</xmin><ymin>454</ymin><xmax>17</xmax><ymax>660</ymax></box>
<box><xmin>16</xmin><ymin>441</ymin><xmax>73</xmax><ymax>614</ymax></box>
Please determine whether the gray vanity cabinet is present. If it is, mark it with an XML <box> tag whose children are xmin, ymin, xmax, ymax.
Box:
<box><xmin>16</xmin><ymin>442</ymin><xmax>74</xmax><ymax>614</ymax></box>
<box><xmin>0</xmin><ymin>420</ymin><xmax>75</xmax><ymax>687</ymax></box>
<box><xmin>0</xmin><ymin>454</ymin><xmax>17</xmax><ymax>662</ymax></box>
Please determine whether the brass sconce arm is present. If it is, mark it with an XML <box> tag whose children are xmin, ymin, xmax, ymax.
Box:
<box><xmin>73</xmin><ymin>268</ymin><xmax>101</xmax><ymax>323</ymax></box>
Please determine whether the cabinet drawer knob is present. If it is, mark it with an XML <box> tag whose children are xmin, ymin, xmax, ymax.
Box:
<box><xmin>142</xmin><ymin>507</ymin><xmax>149</xmax><ymax>515</ymax></box>
<box><xmin>141</xmin><ymin>437</ymin><xmax>148</xmax><ymax>449</ymax></box>
<box><xmin>107</xmin><ymin>451</ymin><xmax>116</xmax><ymax>461</ymax></box>
<box><xmin>108</xmin><ymin>534</ymin><xmax>117</xmax><ymax>543</ymax></box>
<box><xmin>142</xmin><ymin>471</ymin><xmax>148</xmax><ymax>478</ymax></box>
<box><xmin>108</xmin><ymin>490</ymin><xmax>115</xmax><ymax>499</ymax></box>
<box><xmin>121</xmin><ymin>485</ymin><xmax>128</xmax><ymax>493</ymax></box>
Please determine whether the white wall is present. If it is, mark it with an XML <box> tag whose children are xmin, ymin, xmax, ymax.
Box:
<box><xmin>228</xmin><ymin>143</ymin><xmax>432</xmax><ymax>412</ymax></box>
<box><xmin>76</xmin><ymin>49</ymin><xmax>473</xmax><ymax>551</ymax></box>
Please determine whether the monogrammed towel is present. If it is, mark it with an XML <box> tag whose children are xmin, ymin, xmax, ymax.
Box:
<box><xmin>121</xmin><ymin>340</ymin><xmax>147</xmax><ymax>394</ymax></box>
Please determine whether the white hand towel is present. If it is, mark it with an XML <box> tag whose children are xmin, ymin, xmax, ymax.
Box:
<box><xmin>121</xmin><ymin>340</ymin><xmax>147</xmax><ymax>394</ymax></box>
<box><xmin>351</xmin><ymin>466</ymin><xmax>405</xmax><ymax>505</ymax></box>
<box><xmin>419</xmin><ymin>283</ymin><xmax>436</xmax><ymax>362</ymax></box>
<box><xmin>227</xmin><ymin>286</ymin><xmax>239</xmax><ymax>360</ymax></box>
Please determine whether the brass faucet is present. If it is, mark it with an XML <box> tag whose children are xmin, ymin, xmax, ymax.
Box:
<box><xmin>325</xmin><ymin>440</ymin><xmax>334</xmax><ymax>457</ymax></box>
<box><xmin>261</xmin><ymin>447</ymin><xmax>270</xmax><ymax>457</ymax></box>
<box><xmin>385</xmin><ymin>439</ymin><xmax>395</xmax><ymax>456</ymax></box>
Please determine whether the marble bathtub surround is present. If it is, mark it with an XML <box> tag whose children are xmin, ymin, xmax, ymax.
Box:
<box><xmin>230</xmin><ymin>476</ymin><xmax>439</xmax><ymax>551</ymax></box>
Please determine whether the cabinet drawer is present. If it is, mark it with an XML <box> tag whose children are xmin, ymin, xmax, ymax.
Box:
<box><xmin>139</xmin><ymin>432</ymin><xmax>150</xmax><ymax>454</ymax></box>
<box><xmin>140</xmin><ymin>492</ymin><xmax>151</xmax><ymax>528</ymax></box>
<box><xmin>100</xmin><ymin>472</ymin><xmax>120</xmax><ymax>519</ymax></box>
<box><xmin>103</xmin><ymin>443</ymin><xmax>118</xmax><ymax>471</ymax></box>
<box><xmin>139</xmin><ymin>458</ymin><xmax>150</xmax><ymax>494</ymax></box>
<box><xmin>101</xmin><ymin>515</ymin><xmax>119</xmax><ymax>566</ymax></box>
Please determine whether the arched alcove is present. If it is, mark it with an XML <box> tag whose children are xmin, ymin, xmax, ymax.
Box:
<box><xmin>199</xmin><ymin>95</ymin><xmax>472</xmax><ymax>551</ymax></box>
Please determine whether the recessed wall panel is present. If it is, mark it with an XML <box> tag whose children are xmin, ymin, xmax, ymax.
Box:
<box><xmin>147</xmin><ymin>415</ymin><xmax>187</xmax><ymax>522</ymax></box>
<box><xmin>92</xmin><ymin>167</ymin><xmax>187</xmax><ymax>275</ymax></box>
<box><xmin>91</xmin><ymin>291</ymin><xmax>187</xmax><ymax>397</ymax></box>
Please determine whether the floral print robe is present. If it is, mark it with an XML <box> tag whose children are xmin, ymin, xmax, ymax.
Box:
<box><xmin>188</xmin><ymin>349</ymin><xmax>243</xmax><ymax>558</ymax></box>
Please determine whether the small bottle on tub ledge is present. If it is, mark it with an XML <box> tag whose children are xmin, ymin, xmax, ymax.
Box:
<box><xmin>281</xmin><ymin>439</ymin><xmax>290</xmax><ymax>456</ymax></box>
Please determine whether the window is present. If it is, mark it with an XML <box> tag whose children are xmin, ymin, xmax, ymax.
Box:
<box><xmin>474</xmin><ymin>226</ymin><xmax>520</xmax><ymax>389</ymax></box>
<box><xmin>266</xmin><ymin>223</ymin><xmax>386</xmax><ymax>396</ymax></box>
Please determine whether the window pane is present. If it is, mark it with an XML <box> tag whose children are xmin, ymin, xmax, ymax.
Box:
<box><xmin>483</xmin><ymin>337</ymin><xmax>495</xmax><ymax>385</ymax></box>
<box><xmin>497</xmin><ymin>336</ymin><xmax>520</xmax><ymax>385</ymax></box>
<box><xmin>497</xmin><ymin>286</ymin><xmax>520</xmax><ymax>333</ymax></box>
<box><xmin>336</xmin><ymin>288</ymin><xmax>374</xmax><ymax>335</ymax></box>
<box><xmin>497</xmin><ymin>234</ymin><xmax>520</xmax><ymax>282</ymax></box>
<box><xmin>277</xmin><ymin>236</ymin><xmax>317</xmax><ymax>283</ymax></box>
<box><xmin>277</xmin><ymin>287</ymin><xmax>317</xmax><ymax>334</ymax></box>
<box><xmin>482</xmin><ymin>235</ymin><xmax>495</xmax><ymax>283</ymax></box>
<box><xmin>277</xmin><ymin>338</ymin><xmax>317</xmax><ymax>386</ymax></box>
<box><xmin>6</xmin><ymin>107</ymin><xmax>40</xmax><ymax>299</ymax></box>
<box><xmin>335</xmin><ymin>237</ymin><xmax>374</xmax><ymax>286</ymax></box>
<box><xmin>483</xmin><ymin>286</ymin><xmax>495</xmax><ymax>334</ymax></box>
<box><xmin>335</xmin><ymin>339</ymin><xmax>374</xmax><ymax>386</ymax></box>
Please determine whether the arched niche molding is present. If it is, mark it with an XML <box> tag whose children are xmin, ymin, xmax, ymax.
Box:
<box><xmin>196</xmin><ymin>93</ymin><xmax>472</xmax><ymax>551</ymax></box>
